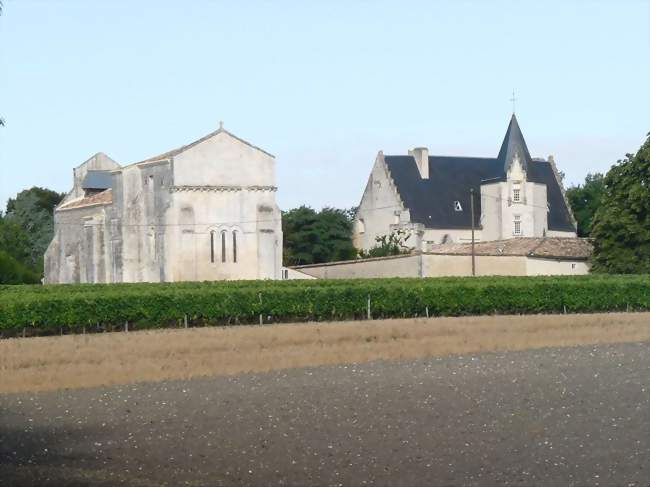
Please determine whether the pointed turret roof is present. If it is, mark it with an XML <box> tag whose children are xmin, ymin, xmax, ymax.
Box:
<box><xmin>497</xmin><ymin>114</ymin><xmax>532</xmax><ymax>173</ymax></box>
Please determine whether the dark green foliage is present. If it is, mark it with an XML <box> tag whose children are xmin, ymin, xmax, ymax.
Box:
<box><xmin>282</xmin><ymin>206</ymin><xmax>357</xmax><ymax>265</ymax></box>
<box><xmin>0</xmin><ymin>250</ymin><xmax>40</xmax><ymax>284</ymax></box>
<box><xmin>1</xmin><ymin>187</ymin><xmax>65</xmax><ymax>278</ymax></box>
<box><xmin>566</xmin><ymin>173</ymin><xmax>605</xmax><ymax>237</ymax></box>
<box><xmin>591</xmin><ymin>136</ymin><xmax>650</xmax><ymax>273</ymax></box>
<box><xmin>0</xmin><ymin>275</ymin><xmax>648</xmax><ymax>331</ymax></box>
<box><xmin>0</xmin><ymin>216</ymin><xmax>32</xmax><ymax>265</ymax></box>
<box><xmin>359</xmin><ymin>230</ymin><xmax>412</xmax><ymax>258</ymax></box>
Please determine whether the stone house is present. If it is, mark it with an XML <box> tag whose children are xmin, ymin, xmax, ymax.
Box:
<box><xmin>353</xmin><ymin>115</ymin><xmax>577</xmax><ymax>253</ymax></box>
<box><xmin>44</xmin><ymin>125</ymin><xmax>282</xmax><ymax>283</ymax></box>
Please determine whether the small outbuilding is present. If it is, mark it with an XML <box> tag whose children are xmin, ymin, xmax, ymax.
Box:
<box><xmin>288</xmin><ymin>238</ymin><xmax>592</xmax><ymax>279</ymax></box>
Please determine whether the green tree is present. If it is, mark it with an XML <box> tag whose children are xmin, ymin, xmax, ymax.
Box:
<box><xmin>282</xmin><ymin>206</ymin><xmax>357</xmax><ymax>266</ymax></box>
<box><xmin>0</xmin><ymin>250</ymin><xmax>40</xmax><ymax>284</ymax></box>
<box><xmin>566</xmin><ymin>173</ymin><xmax>605</xmax><ymax>237</ymax></box>
<box><xmin>591</xmin><ymin>135</ymin><xmax>650</xmax><ymax>273</ymax></box>
<box><xmin>0</xmin><ymin>215</ymin><xmax>32</xmax><ymax>266</ymax></box>
<box><xmin>2</xmin><ymin>187</ymin><xmax>65</xmax><ymax>276</ymax></box>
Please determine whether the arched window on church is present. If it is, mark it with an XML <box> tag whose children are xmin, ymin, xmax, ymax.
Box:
<box><xmin>232</xmin><ymin>231</ymin><xmax>238</xmax><ymax>263</ymax></box>
<box><xmin>210</xmin><ymin>231</ymin><xmax>215</xmax><ymax>263</ymax></box>
<box><xmin>221</xmin><ymin>231</ymin><xmax>227</xmax><ymax>263</ymax></box>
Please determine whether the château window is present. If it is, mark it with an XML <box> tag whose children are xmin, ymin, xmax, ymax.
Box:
<box><xmin>454</xmin><ymin>201</ymin><xmax>463</xmax><ymax>212</ymax></box>
<box><xmin>513</xmin><ymin>187</ymin><xmax>521</xmax><ymax>203</ymax></box>
<box><xmin>221</xmin><ymin>231</ymin><xmax>227</xmax><ymax>263</ymax></box>
<box><xmin>232</xmin><ymin>231</ymin><xmax>238</xmax><ymax>263</ymax></box>
<box><xmin>210</xmin><ymin>231</ymin><xmax>215</xmax><ymax>263</ymax></box>
<box><xmin>513</xmin><ymin>215</ymin><xmax>522</xmax><ymax>236</ymax></box>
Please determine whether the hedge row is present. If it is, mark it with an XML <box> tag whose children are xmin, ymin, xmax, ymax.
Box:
<box><xmin>1</xmin><ymin>275</ymin><xmax>649</xmax><ymax>332</ymax></box>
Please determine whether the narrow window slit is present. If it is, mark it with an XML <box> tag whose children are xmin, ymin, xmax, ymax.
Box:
<box><xmin>232</xmin><ymin>231</ymin><xmax>238</xmax><ymax>263</ymax></box>
<box><xmin>221</xmin><ymin>231</ymin><xmax>227</xmax><ymax>263</ymax></box>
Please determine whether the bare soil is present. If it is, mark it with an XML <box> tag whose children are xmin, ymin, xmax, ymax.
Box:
<box><xmin>1</xmin><ymin>343</ymin><xmax>648</xmax><ymax>486</ymax></box>
<box><xmin>1</xmin><ymin>312</ymin><xmax>649</xmax><ymax>394</ymax></box>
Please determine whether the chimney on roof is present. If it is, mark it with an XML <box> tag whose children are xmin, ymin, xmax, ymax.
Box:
<box><xmin>409</xmin><ymin>147</ymin><xmax>429</xmax><ymax>179</ymax></box>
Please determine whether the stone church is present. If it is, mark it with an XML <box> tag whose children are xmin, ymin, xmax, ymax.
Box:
<box><xmin>353</xmin><ymin>115</ymin><xmax>577</xmax><ymax>252</ymax></box>
<box><xmin>44</xmin><ymin>125</ymin><xmax>283</xmax><ymax>283</ymax></box>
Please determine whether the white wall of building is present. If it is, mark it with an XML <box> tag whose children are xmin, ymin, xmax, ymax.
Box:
<box><xmin>291</xmin><ymin>253</ymin><xmax>590</xmax><ymax>279</ymax></box>
<box><xmin>353</xmin><ymin>152</ymin><xmax>411</xmax><ymax>252</ymax></box>
<box><xmin>46</xmin><ymin>129</ymin><xmax>282</xmax><ymax>284</ymax></box>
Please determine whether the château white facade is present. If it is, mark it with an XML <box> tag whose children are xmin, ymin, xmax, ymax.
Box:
<box><xmin>44</xmin><ymin>126</ymin><xmax>283</xmax><ymax>283</ymax></box>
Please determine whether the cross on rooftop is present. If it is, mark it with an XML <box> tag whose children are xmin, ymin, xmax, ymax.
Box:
<box><xmin>509</xmin><ymin>90</ymin><xmax>517</xmax><ymax>114</ymax></box>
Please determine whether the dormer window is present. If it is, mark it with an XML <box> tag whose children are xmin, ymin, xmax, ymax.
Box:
<box><xmin>454</xmin><ymin>201</ymin><xmax>463</xmax><ymax>212</ymax></box>
<box><xmin>513</xmin><ymin>187</ymin><xmax>521</xmax><ymax>203</ymax></box>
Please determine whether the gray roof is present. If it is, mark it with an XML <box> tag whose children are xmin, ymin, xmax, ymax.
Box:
<box><xmin>383</xmin><ymin>115</ymin><xmax>576</xmax><ymax>233</ymax></box>
<box><xmin>82</xmin><ymin>170</ymin><xmax>112</xmax><ymax>190</ymax></box>
<box><xmin>497</xmin><ymin>114</ymin><xmax>532</xmax><ymax>174</ymax></box>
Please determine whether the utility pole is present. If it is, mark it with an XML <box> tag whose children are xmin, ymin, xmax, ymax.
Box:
<box><xmin>470</xmin><ymin>188</ymin><xmax>476</xmax><ymax>276</ymax></box>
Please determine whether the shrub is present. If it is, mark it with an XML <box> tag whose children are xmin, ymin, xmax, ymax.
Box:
<box><xmin>0</xmin><ymin>275</ymin><xmax>648</xmax><ymax>332</ymax></box>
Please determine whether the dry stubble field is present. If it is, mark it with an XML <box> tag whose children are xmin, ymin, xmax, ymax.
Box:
<box><xmin>1</xmin><ymin>312</ymin><xmax>649</xmax><ymax>394</ymax></box>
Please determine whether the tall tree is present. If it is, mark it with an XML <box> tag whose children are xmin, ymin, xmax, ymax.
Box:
<box><xmin>591</xmin><ymin>135</ymin><xmax>650</xmax><ymax>273</ymax></box>
<box><xmin>3</xmin><ymin>187</ymin><xmax>65</xmax><ymax>276</ymax></box>
<box><xmin>282</xmin><ymin>206</ymin><xmax>357</xmax><ymax>266</ymax></box>
<box><xmin>566</xmin><ymin>173</ymin><xmax>605</xmax><ymax>237</ymax></box>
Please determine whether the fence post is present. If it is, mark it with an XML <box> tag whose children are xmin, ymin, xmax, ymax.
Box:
<box><xmin>125</xmin><ymin>321</ymin><xmax>129</xmax><ymax>332</ymax></box>
<box><xmin>184</xmin><ymin>315</ymin><xmax>188</xmax><ymax>328</ymax></box>
<box><xmin>22</xmin><ymin>327</ymin><xmax>26</xmax><ymax>338</ymax></box>
<box><xmin>367</xmin><ymin>295</ymin><xmax>371</xmax><ymax>320</ymax></box>
<box><xmin>425</xmin><ymin>306</ymin><xmax>429</xmax><ymax>318</ymax></box>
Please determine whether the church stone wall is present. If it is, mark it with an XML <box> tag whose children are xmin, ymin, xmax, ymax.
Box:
<box><xmin>173</xmin><ymin>132</ymin><xmax>274</xmax><ymax>188</ymax></box>
<box><xmin>45</xmin><ymin>129</ymin><xmax>282</xmax><ymax>284</ymax></box>
<box><xmin>44</xmin><ymin>204</ymin><xmax>111</xmax><ymax>284</ymax></box>
<box><xmin>59</xmin><ymin>153</ymin><xmax>120</xmax><ymax>207</ymax></box>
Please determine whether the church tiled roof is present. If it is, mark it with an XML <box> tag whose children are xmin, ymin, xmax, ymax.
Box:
<box><xmin>58</xmin><ymin>189</ymin><xmax>112</xmax><ymax>210</ymax></box>
<box><xmin>383</xmin><ymin>115</ymin><xmax>576</xmax><ymax>233</ymax></box>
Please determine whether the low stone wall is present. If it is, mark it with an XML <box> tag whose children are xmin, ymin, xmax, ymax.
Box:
<box><xmin>290</xmin><ymin>253</ymin><xmax>590</xmax><ymax>279</ymax></box>
<box><xmin>293</xmin><ymin>254</ymin><xmax>422</xmax><ymax>279</ymax></box>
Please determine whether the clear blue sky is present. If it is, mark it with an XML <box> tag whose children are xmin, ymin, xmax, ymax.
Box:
<box><xmin>1</xmin><ymin>0</ymin><xmax>649</xmax><ymax>211</ymax></box>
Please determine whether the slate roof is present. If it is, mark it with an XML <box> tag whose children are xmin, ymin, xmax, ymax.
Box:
<box><xmin>82</xmin><ymin>170</ymin><xmax>113</xmax><ymax>190</ymax></box>
<box><xmin>427</xmin><ymin>237</ymin><xmax>593</xmax><ymax>260</ymax></box>
<box><xmin>383</xmin><ymin>115</ymin><xmax>575</xmax><ymax>233</ymax></box>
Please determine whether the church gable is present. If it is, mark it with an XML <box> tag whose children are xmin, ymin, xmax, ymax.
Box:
<box><xmin>170</xmin><ymin>126</ymin><xmax>276</xmax><ymax>188</ymax></box>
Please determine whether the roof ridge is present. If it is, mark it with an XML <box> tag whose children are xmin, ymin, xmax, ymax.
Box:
<box><xmin>122</xmin><ymin>127</ymin><xmax>275</xmax><ymax>169</ymax></box>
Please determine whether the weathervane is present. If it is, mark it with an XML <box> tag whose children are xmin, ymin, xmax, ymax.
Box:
<box><xmin>509</xmin><ymin>90</ymin><xmax>517</xmax><ymax>114</ymax></box>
